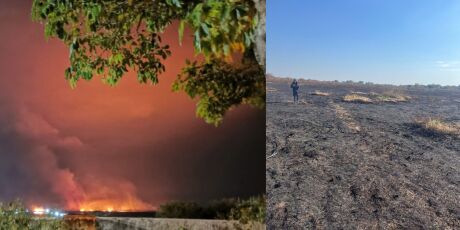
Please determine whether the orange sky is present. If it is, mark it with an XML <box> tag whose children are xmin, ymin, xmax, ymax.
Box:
<box><xmin>0</xmin><ymin>0</ymin><xmax>265</xmax><ymax>210</ymax></box>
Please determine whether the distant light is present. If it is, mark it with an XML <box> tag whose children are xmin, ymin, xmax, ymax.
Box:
<box><xmin>33</xmin><ymin>208</ymin><xmax>45</xmax><ymax>215</ymax></box>
<box><xmin>45</xmin><ymin>208</ymin><xmax>50</xmax><ymax>214</ymax></box>
<box><xmin>59</xmin><ymin>213</ymin><xmax>65</xmax><ymax>217</ymax></box>
<box><xmin>54</xmin><ymin>211</ymin><xmax>60</xmax><ymax>217</ymax></box>
<box><xmin>107</xmin><ymin>207</ymin><xmax>113</xmax><ymax>212</ymax></box>
<box><xmin>80</xmin><ymin>208</ymin><xmax>85</xmax><ymax>212</ymax></box>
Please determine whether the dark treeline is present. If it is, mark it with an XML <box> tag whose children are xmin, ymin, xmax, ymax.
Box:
<box><xmin>156</xmin><ymin>196</ymin><xmax>265</xmax><ymax>223</ymax></box>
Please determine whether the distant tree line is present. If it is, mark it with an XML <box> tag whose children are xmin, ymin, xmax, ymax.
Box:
<box><xmin>156</xmin><ymin>195</ymin><xmax>265</xmax><ymax>223</ymax></box>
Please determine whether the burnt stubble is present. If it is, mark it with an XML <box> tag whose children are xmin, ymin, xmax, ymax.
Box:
<box><xmin>266</xmin><ymin>77</ymin><xmax>460</xmax><ymax>229</ymax></box>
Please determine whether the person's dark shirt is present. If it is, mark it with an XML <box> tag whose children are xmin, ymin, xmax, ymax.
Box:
<box><xmin>291</xmin><ymin>82</ymin><xmax>299</xmax><ymax>94</ymax></box>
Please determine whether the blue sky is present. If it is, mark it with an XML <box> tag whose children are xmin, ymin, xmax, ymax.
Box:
<box><xmin>267</xmin><ymin>0</ymin><xmax>460</xmax><ymax>85</ymax></box>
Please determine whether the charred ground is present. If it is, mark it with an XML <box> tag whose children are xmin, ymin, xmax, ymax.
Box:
<box><xmin>266</xmin><ymin>77</ymin><xmax>460</xmax><ymax>229</ymax></box>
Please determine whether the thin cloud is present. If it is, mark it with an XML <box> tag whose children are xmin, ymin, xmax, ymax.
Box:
<box><xmin>435</xmin><ymin>60</ymin><xmax>460</xmax><ymax>71</ymax></box>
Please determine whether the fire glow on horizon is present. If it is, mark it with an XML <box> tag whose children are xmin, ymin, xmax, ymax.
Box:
<box><xmin>75</xmin><ymin>198</ymin><xmax>155</xmax><ymax>212</ymax></box>
<box><xmin>32</xmin><ymin>199</ymin><xmax>155</xmax><ymax>213</ymax></box>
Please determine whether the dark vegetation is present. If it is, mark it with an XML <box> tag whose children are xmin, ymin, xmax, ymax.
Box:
<box><xmin>0</xmin><ymin>200</ymin><xmax>64</xmax><ymax>229</ymax></box>
<box><xmin>156</xmin><ymin>196</ymin><xmax>266</xmax><ymax>223</ymax></box>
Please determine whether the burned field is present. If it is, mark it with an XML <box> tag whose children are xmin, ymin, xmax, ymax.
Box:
<box><xmin>266</xmin><ymin>78</ymin><xmax>460</xmax><ymax>229</ymax></box>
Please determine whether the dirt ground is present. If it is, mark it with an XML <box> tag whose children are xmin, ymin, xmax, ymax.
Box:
<box><xmin>266</xmin><ymin>78</ymin><xmax>460</xmax><ymax>229</ymax></box>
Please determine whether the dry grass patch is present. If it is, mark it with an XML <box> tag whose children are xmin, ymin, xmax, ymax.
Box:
<box><xmin>375</xmin><ymin>90</ymin><xmax>411</xmax><ymax>103</ymax></box>
<box><xmin>310</xmin><ymin>90</ymin><xmax>330</xmax><ymax>96</ymax></box>
<box><xmin>343</xmin><ymin>94</ymin><xmax>373</xmax><ymax>103</ymax></box>
<box><xmin>416</xmin><ymin>118</ymin><xmax>460</xmax><ymax>136</ymax></box>
<box><xmin>345</xmin><ymin>90</ymin><xmax>411</xmax><ymax>103</ymax></box>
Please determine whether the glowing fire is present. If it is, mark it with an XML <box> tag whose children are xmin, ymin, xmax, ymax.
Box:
<box><xmin>32</xmin><ymin>199</ymin><xmax>153</xmax><ymax>213</ymax></box>
<box><xmin>76</xmin><ymin>199</ymin><xmax>153</xmax><ymax>212</ymax></box>
<box><xmin>30</xmin><ymin>180</ymin><xmax>154</xmax><ymax>212</ymax></box>
<box><xmin>33</xmin><ymin>207</ymin><xmax>45</xmax><ymax>215</ymax></box>
<box><xmin>79</xmin><ymin>207</ymin><xmax>113</xmax><ymax>212</ymax></box>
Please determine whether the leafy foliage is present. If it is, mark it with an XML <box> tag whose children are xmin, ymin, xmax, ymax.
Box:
<box><xmin>31</xmin><ymin>0</ymin><xmax>264</xmax><ymax>125</ymax></box>
<box><xmin>178</xmin><ymin>0</ymin><xmax>259</xmax><ymax>59</ymax></box>
<box><xmin>173</xmin><ymin>57</ymin><xmax>265</xmax><ymax>125</ymax></box>
<box><xmin>228</xmin><ymin>196</ymin><xmax>265</xmax><ymax>224</ymax></box>
<box><xmin>31</xmin><ymin>0</ymin><xmax>176</xmax><ymax>87</ymax></box>
<box><xmin>0</xmin><ymin>200</ymin><xmax>64</xmax><ymax>230</ymax></box>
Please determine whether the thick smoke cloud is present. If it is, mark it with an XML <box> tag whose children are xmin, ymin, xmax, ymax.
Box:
<box><xmin>0</xmin><ymin>105</ymin><xmax>81</xmax><ymax>208</ymax></box>
<box><xmin>0</xmin><ymin>106</ymin><xmax>152</xmax><ymax>210</ymax></box>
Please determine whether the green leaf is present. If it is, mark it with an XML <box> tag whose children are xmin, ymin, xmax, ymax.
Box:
<box><xmin>109</xmin><ymin>53</ymin><xmax>124</xmax><ymax>65</ymax></box>
<box><xmin>223</xmin><ymin>44</ymin><xmax>230</xmax><ymax>55</ymax></box>
<box><xmin>166</xmin><ymin>0</ymin><xmax>181</xmax><ymax>8</ymax></box>
<box><xmin>200</xmin><ymin>23</ymin><xmax>209</xmax><ymax>36</ymax></box>
<box><xmin>244</xmin><ymin>32</ymin><xmax>251</xmax><ymax>47</ymax></box>
<box><xmin>137</xmin><ymin>72</ymin><xmax>146</xmax><ymax>83</ymax></box>
<box><xmin>64</xmin><ymin>67</ymin><xmax>71</xmax><ymax>79</ymax></box>
<box><xmin>178</xmin><ymin>20</ymin><xmax>185</xmax><ymax>45</ymax></box>
<box><xmin>172</xmin><ymin>0</ymin><xmax>182</xmax><ymax>8</ymax></box>
<box><xmin>235</xmin><ymin>8</ymin><xmax>241</xmax><ymax>19</ymax></box>
<box><xmin>194</xmin><ymin>30</ymin><xmax>201</xmax><ymax>52</ymax></box>
<box><xmin>97</xmin><ymin>66</ymin><xmax>104</xmax><ymax>75</ymax></box>
<box><xmin>69</xmin><ymin>77</ymin><xmax>77</xmax><ymax>89</ymax></box>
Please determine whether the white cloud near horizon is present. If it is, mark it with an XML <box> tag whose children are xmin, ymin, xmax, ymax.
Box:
<box><xmin>435</xmin><ymin>60</ymin><xmax>460</xmax><ymax>72</ymax></box>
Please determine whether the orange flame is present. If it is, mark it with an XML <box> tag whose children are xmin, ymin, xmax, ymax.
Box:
<box><xmin>77</xmin><ymin>198</ymin><xmax>153</xmax><ymax>212</ymax></box>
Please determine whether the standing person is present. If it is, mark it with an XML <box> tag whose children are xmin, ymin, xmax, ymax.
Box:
<box><xmin>290</xmin><ymin>79</ymin><xmax>299</xmax><ymax>102</ymax></box>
